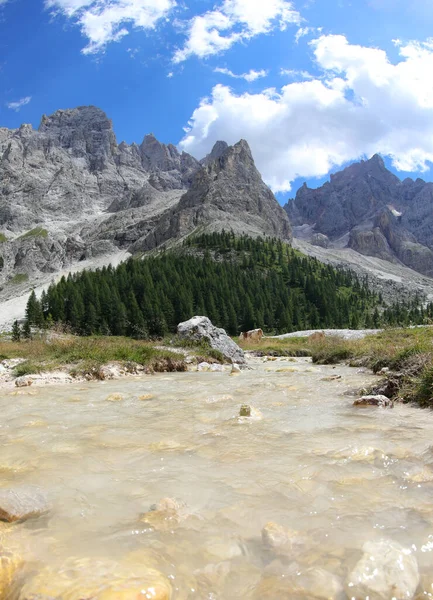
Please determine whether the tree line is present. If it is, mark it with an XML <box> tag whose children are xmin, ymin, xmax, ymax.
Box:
<box><xmin>19</xmin><ymin>232</ymin><xmax>432</xmax><ymax>338</ymax></box>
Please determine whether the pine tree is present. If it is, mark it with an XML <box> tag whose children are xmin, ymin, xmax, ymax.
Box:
<box><xmin>22</xmin><ymin>320</ymin><xmax>32</xmax><ymax>340</ymax></box>
<box><xmin>11</xmin><ymin>320</ymin><xmax>21</xmax><ymax>342</ymax></box>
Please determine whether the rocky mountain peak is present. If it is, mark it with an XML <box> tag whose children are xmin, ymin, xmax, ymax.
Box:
<box><xmin>200</xmin><ymin>140</ymin><xmax>229</xmax><ymax>166</ymax></box>
<box><xmin>39</xmin><ymin>106</ymin><xmax>113</xmax><ymax>135</ymax></box>
<box><xmin>37</xmin><ymin>105</ymin><xmax>117</xmax><ymax>171</ymax></box>
<box><xmin>131</xmin><ymin>138</ymin><xmax>292</xmax><ymax>252</ymax></box>
<box><xmin>286</xmin><ymin>153</ymin><xmax>433</xmax><ymax>277</ymax></box>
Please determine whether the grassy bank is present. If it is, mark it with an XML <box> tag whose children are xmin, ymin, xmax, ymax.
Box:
<box><xmin>239</xmin><ymin>328</ymin><xmax>433</xmax><ymax>408</ymax></box>
<box><xmin>0</xmin><ymin>335</ymin><xmax>223</xmax><ymax>380</ymax></box>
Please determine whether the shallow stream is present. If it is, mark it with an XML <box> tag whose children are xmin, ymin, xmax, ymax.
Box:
<box><xmin>1</xmin><ymin>357</ymin><xmax>433</xmax><ymax>598</ymax></box>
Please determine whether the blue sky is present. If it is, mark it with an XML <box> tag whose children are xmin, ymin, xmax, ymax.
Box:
<box><xmin>1</xmin><ymin>0</ymin><xmax>433</xmax><ymax>201</ymax></box>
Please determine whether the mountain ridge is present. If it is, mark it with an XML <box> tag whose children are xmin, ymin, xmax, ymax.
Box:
<box><xmin>285</xmin><ymin>154</ymin><xmax>433</xmax><ymax>277</ymax></box>
<box><xmin>0</xmin><ymin>105</ymin><xmax>291</xmax><ymax>304</ymax></box>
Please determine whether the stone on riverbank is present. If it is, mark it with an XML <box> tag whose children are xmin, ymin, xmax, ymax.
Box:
<box><xmin>354</xmin><ymin>395</ymin><xmax>394</xmax><ymax>407</ymax></box>
<box><xmin>15</xmin><ymin>376</ymin><xmax>33</xmax><ymax>388</ymax></box>
<box><xmin>0</xmin><ymin>486</ymin><xmax>51</xmax><ymax>523</ymax></box>
<box><xmin>177</xmin><ymin>316</ymin><xmax>245</xmax><ymax>364</ymax></box>
<box><xmin>345</xmin><ymin>539</ymin><xmax>419</xmax><ymax>600</ymax></box>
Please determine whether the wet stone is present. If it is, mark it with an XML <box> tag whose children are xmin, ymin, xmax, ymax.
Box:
<box><xmin>0</xmin><ymin>486</ymin><xmax>51</xmax><ymax>523</ymax></box>
<box><xmin>17</xmin><ymin>557</ymin><xmax>172</xmax><ymax>600</ymax></box>
<box><xmin>240</xmin><ymin>405</ymin><xmax>251</xmax><ymax>417</ymax></box>
<box><xmin>354</xmin><ymin>395</ymin><xmax>394</xmax><ymax>407</ymax></box>
<box><xmin>345</xmin><ymin>538</ymin><xmax>419</xmax><ymax>600</ymax></box>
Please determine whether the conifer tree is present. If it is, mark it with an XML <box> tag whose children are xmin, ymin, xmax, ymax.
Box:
<box><xmin>11</xmin><ymin>320</ymin><xmax>21</xmax><ymax>342</ymax></box>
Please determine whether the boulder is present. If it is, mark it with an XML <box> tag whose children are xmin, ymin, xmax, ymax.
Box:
<box><xmin>345</xmin><ymin>539</ymin><xmax>419</xmax><ymax>600</ymax></box>
<box><xmin>239</xmin><ymin>328</ymin><xmax>264</xmax><ymax>342</ymax></box>
<box><xmin>354</xmin><ymin>395</ymin><xmax>394</xmax><ymax>407</ymax></box>
<box><xmin>0</xmin><ymin>486</ymin><xmax>51</xmax><ymax>523</ymax></box>
<box><xmin>17</xmin><ymin>557</ymin><xmax>172</xmax><ymax>600</ymax></box>
<box><xmin>197</xmin><ymin>362</ymin><xmax>210</xmax><ymax>372</ymax></box>
<box><xmin>177</xmin><ymin>316</ymin><xmax>245</xmax><ymax>364</ymax></box>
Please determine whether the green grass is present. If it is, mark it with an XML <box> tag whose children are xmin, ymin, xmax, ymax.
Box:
<box><xmin>9</xmin><ymin>273</ymin><xmax>29</xmax><ymax>285</ymax></box>
<box><xmin>2</xmin><ymin>335</ymin><xmax>222</xmax><ymax>380</ymax></box>
<box><xmin>239</xmin><ymin>327</ymin><xmax>433</xmax><ymax>407</ymax></box>
<box><xmin>0</xmin><ymin>233</ymin><xmax>7</xmax><ymax>243</ymax></box>
<box><xmin>18</xmin><ymin>227</ymin><xmax>48</xmax><ymax>240</ymax></box>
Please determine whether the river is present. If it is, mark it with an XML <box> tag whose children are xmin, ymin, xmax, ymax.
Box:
<box><xmin>1</xmin><ymin>357</ymin><xmax>433</xmax><ymax>598</ymax></box>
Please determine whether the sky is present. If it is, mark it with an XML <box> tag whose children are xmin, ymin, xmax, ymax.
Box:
<box><xmin>1</xmin><ymin>0</ymin><xmax>433</xmax><ymax>201</ymax></box>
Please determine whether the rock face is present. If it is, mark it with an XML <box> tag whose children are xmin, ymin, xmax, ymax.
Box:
<box><xmin>177</xmin><ymin>316</ymin><xmax>246</xmax><ymax>364</ymax></box>
<box><xmin>286</xmin><ymin>154</ymin><xmax>433</xmax><ymax>276</ymax></box>
<box><xmin>0</xmin><ymin>109</ymin><xmax>291</xmax><ymax>305</ymax></box>
<box><xmin>130</xmin><ymin>139</ymin><xmax>292</xmax><ymax>252</ymax></box>
<box><xmin>345</xmin><ymin>539</ymin><xmax>419</xmax><ymax>600</ymax></box>
<box><xmin>0</xmin><ymin>486</ymin><xmax>51</xmax><ymax>522</ymax></box>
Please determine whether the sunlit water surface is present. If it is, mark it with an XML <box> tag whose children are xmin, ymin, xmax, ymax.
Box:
<box><xmin>1</xmin><ymin>357</ymin><xmax>433</xmax><ymax>598</ymax></box>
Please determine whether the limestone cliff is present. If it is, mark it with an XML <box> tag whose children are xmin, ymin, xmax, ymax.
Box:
<box><xmin>286</xmin><ymin>155</ymin><xmax>433</xmax><ymax>276</ymax></box>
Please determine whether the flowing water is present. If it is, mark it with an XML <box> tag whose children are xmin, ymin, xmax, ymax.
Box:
<box><xmin>1</xmin><ymin>357</ymin><xmax>433</xmax><ymax>598</ymax></box>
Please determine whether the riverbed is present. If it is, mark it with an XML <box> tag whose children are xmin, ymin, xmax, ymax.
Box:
<box><xmin>1</xmin><ymin>357</ymin><xmax>433</xmax><ymax>598</ymax></box>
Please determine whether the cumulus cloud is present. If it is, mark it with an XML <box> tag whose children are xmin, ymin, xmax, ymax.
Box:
<box><xmin>173</xmin><ymin>0</ymin><xmax>300</xmax><ymax>63</ymax></box>
<box><xmin>45</xmin><ymin>0</ymin><xmax>175</xmax><ymax>54</ymax></box>
<box><xmin>214</xmin><ymin>67</ymin><xmax>268</xmax><ymax>82</ymax></box>
<box><xmin>180</xmin><ymin>35</ymin><xmax>433</xmax><ymax>192</ymax></box>
<box><xmin>7</xmin><ymin>96</ymin><xmax>32</xmax><ymax>111</ymax></box>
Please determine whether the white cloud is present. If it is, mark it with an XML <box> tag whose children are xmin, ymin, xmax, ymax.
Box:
<box><xmin>295</xmin><ymin>26</ymin><xmax>320</xmax><ymax>43</ymax></box>
<box><xmin>214</xmin><ymin>67</ymin><xmax>268</xmax><ymax>82</ymax></box>
<box><xmin>7</xmin><ymin>96</ymin><xmax>32</xmax><ymax>111</ymax></box>
<box><xmin>45</xmin><ymin>0</ymin><xmax>175</xmax><ymax>54</ymax></box>
<box><xmin>280</xmin><ymin>68</ymin><xmax>314</xmax><ymax>79</ymax></box>
<box><xmin>180</xmin><ymin>35</ymin><xmax>433</xmax><ymax>192</ymax></box>
<box><xmin>173</xmin><ymin>0</ymin><xmax>300</xmax><ymax>63</ymax></box>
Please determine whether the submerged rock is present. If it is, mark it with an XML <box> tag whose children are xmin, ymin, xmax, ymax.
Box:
<box><xmin>261</xmin><ymin>522</ymin><xmax>309</xmax><ymax>556</ymax></box>
<box><xmin>17</xmin><ymin>556</ymin><xmax>172</xmax><ymax>600</ymax></box>
<box><xmin>0</xmin><ymin>542</ymin><xmax>23</xmax><ymax>597</ymax></box>
<box><xmin>254</xmin><ymin>566</ymin><xmax>344</xmax><ymax>599</ymax></box>
<box><xmin>139</xmin><ymin>497</ymin><xmax>187</xmax><ymax>531</ymax></box>
<box><xmin>354</xmin><ymin>395</ymin><xmax>394</xmax><ymax>407</ymax></box>
<box><xmin>177</xmin><ymin>316</ymin><xmax>245</xmax><ymax>364</ymax></box>
<box><xmin>345</xmin><ymin>538</ymin><xmax>419</xmax><ymax>600</ymax></box>
<box><xmin>0</xmin><ymin>486</ymin><xmax>51</xmax><ymax>523</ymax></box>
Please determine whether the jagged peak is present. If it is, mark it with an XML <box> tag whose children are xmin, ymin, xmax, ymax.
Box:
<box><xmin>39</xmin><ymin>105</ymin><xmax>112</xmax><ymax>132</ymax></box>
<box><xmin>200</xmin><ymin>140</ymin><xmax>229</xmax><ymax>166</ymax></box>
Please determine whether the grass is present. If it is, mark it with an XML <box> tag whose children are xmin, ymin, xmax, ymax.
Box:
<box><xmin>4</xmin><ymin>335</ymin><xmax>223</xmax><ymax>380</ymax></box>
<box><xmin>18</xmin><ymin>227</ymin><xmax>48</xmax><ymax>240</ymax></box>
<box><xmin>239</xmin><ymin>327</ymin><xmax>433</xmax><ymax>408</ymax></box>
<box><xmin>9</xmin><ymin>273</ymin><xmax>29</xmax><ymax>285</ymax></box>
<box><xmin>0</xmin><ymin>234</ymin><xmax>7</xmax><ymax>243</ymax></box>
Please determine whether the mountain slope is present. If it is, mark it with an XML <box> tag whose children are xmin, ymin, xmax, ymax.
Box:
<box><xmin>0</xmin><ymin>106</ymin><xmax>291</xmax><ymax>304</ymax></box>
<box><xmin>285</xmin><ymin>155</ymin><xmax>433</xmax><ymax>276</ymax></box>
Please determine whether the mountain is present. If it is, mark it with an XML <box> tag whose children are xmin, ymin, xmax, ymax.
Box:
<box><xmin>285</xmin><ymin>155</ymin><xmax>433</xmax><ymax>277</ymax></box>
<box><xmin>0</xmin><ymin>106</ymin><xmax>291</xmax><ymax>302</ymax></box>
